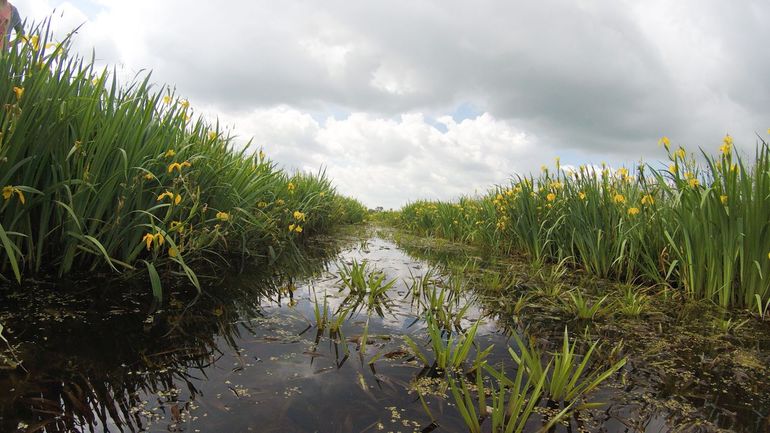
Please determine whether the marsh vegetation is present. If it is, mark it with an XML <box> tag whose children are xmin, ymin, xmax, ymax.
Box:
<box><xmin>1</xmin><ymin>25</ymin><xmax>770</xmax><ymax>433</ymax></box>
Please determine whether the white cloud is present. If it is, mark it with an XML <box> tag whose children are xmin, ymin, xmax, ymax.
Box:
<box><xmin>11</xmin><ymin>0</ymin><xmax>770</xmax><ymax>207</ymax></box>
<box><xmin>207</xmin><ymin>108</ymin><xmax>543</xmax><ymax>208</ymax></box>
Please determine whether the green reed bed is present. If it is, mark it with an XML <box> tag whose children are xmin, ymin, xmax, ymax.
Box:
<box><xmin>397</xmin><ymin>135</ymin><xmax>770</xmax><ymax>310</ymax></box>
<box><xmin>0</xmin><ymin>25</ymin><xmax>365</xmax><ymax>296</ymax></box>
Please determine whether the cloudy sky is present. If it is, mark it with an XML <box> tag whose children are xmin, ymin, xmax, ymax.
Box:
<box><xmin>14</xmin><ymin>0</ymin><xmax>770</xmax><ymax>208</ymax></box>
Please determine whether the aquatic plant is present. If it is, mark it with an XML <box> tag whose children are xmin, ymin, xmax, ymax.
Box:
<box><xmin>509</xmin><ymin>328</ymin><xmax>626</xmax><ymax>407</ymax></box>
<box><xmin>0</xmin><ymin>23</ymin><xmax>365</xmax><ymax>298</ymax></box>
<box><xmin>448</xmin><ymin>362</ymin><xmax>556</xmax><ymax>433</ymax></box>
<box><xmin>752</xmin><ymin>294</ymin><xmax>770</xmax><ymax>320</ymax></box>
<box><xmin>337</xmin><ymin>259</ymin><xmax>396</xmax><ymax>316</ymax></box>
<box><xmin>563</xmin><ymin>291</ymin><xmax>609</xmax><ymax>320</ymax></box>
<box><xmin>407</xmin><ymin>267</ymin><xmax>472</xmax><ymax>330</ymax></box>
<box><xmin>403</xmin><ymin>316</ymin><xmax>486</xmax><ymax>372</ymax></box>
<box><xmin>615</xmin><ymin>285</ymin><xmax>651</xmax><ymax>317</ymax></box>
<box><xmin>395</xmin><ymin>135</ymin><xmax>770</xmax><ymax>311</ymax></box>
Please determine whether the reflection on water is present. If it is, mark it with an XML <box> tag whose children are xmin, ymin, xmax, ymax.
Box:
<box><xmin>1</xmin><ymin>226</ymin><xmax>769</xmax><ymax>432</ymax></box>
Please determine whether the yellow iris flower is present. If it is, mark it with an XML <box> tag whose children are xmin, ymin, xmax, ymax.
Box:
<box><xmin>12</xmin><ymin>87</ymin><xmax>24</xmax><ymax>100</ymax></box>
<box><xmin>2</xmin><ymin>186</ymin><xmax>25</xmax><ymax>204</ymax></box>
<box><xmin>216</xmin><ymin>211</ymin><xmax>230</xmax><ymax>221</ymax></box>
<box><xmin>167</xmin><ymin>161</ymin><xmax>191</xmax><ymax>173</ymax></box>
<box><xmin>142</xmin><ymin>232</ymin><xmax>165</xmax><ymax>250</ymax></box>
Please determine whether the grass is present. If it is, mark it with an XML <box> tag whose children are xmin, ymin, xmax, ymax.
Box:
<box><xmin>0</xmin><ymin>24</ymin><xmax>366</xmax><ymax>298</ymax></box>
<box><xmin>395</xmin><ymin>135</ymin><xmax>770</xmax><ymax>311</ymax></box>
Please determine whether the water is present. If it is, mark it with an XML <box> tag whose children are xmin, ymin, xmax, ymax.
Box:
<box><xmin>1</xmin><ymin>226</ymin><xmax>769</xmax><ymax>432</ymax></box>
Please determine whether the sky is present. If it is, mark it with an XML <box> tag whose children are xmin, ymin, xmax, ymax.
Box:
<box><xmin>13</xmin><ymin>0</ymin><xmax>770</xmax><ymax>208</ymax></box>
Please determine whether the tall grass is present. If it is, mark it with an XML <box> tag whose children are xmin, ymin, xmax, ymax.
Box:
<box><xmin>397</xmin><ymin>136</ymin><xmax>770</xmax><ymax>310</ymax></box>
<box><xmin>0</xmin><ymin>23</ymin><xmax>365</xmax><ymax>296</ymax></box>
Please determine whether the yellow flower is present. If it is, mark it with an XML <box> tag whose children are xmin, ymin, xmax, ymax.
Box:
<box><xmin>550</xmin><ymin>182</ymin><xmax>563</xmax><ymax>189</ymax></box>
<box><xmin>163</xmin><ymin>95</ymin><xmax>172</xmax><ymax>105</ymax></box>
<box><xmin>658</xmin><ymin>136</ymin><xmax>671</xmax><ymax>148</ymax></box>
<box><xmin>540</xmin><ymin>165</ymin><xmax>548</xmax><ymax>173</ymax></box>
<box><xmin>287</xmin><ymin>182</ymin><xmax>296</xmax><ymax>192</ymax></box>
<box><xmin>29</xmin><ymin>35</ymin><xmax>39</xmax><ymax>50</ymax></box>
<box><xmin>720</xmin><ymin>134</ymin><xmax>733</xmax><ymax>155</ymax></box>
<box><xmin>208</xmin><ymin>131</ymin><xmax>217</xmax><ymax>140</ymax></box>
<box><xmin>180</xmin><ymin>99</ymin><xmax>190</xmax><ymax>109</ymax></box>
<box><xmin>12</xmin><ymin>86</ymin><xmax>24</xmax><ymax>100</ymax></box>
<box><xmin>170</xmin><ymin>221</ymin><xmax>185</xmax><ymax>233</ymax></box>
<box><xmin>168</xmin><ymin>247</ymin><xmax>179</xmax><ymax>258</ymax></box>
<box><xmin>289</xmin><ymin>223</ymin><xmax>296</xmax><ymax>232</ymax></box>
<box><xmin>731</xmin><ymin>164</ymin><xmax>738</xmax><ymax>172</ymax></box>
<box><xmin>1</xmin><ymin>186</ymin><xmax>25</xmax><ymax>204</ymax></box>
<box><xmin>720</xmin><ymin>195</ymin><xmax>728</xmax><ymax>205</ymax></box>
<box><xmin>142</xmin><ymin>233</ymin><xmax>154</xmax><ymax>250</ymax></box>
<box><xmin>157</xmin><ymin>191</ymin><xmax>174</xmax><ymax>202</ymax></box>
<box><xmin>295</xmin><ymin>225</ymin><xmax>303</xmax><ymax>233</ymax></box>
<box><xmin>641</xmin><ymin>194</ymin><xmax>654</xmax><ymax>205</ymax></box>
<box><xmin>141</xmin><ymin>232</ymin><xmax>165</xmax><ymax>250</ymax></box>
<box><xmin>546</xmin><ymin>193</ymin><xmax>556</xmax><ymax>202</ymax></box>
<box><xmin>164</xmin><ymin>149</ymin><xmax>176</xmax><ymax>158</ymax></box>
<box><xmin>216</xmin><ymin>211</ymin><xmax>230</xmax><ymax>221</ymax></box>
<box><xmin>319</xmin><ymin>192</ymin><xmax>326</xmax><ymax>198</ymax></box>
<box><xmin>688</xmin><ymin>178</ymin><xmax>699</xmax><ymax>188</ymax></box>
<box><xmin>143</xmin><ymin>173</ymin><xmax>154</xmax><ymax>181</ymax></box>
<box><xmin>675</xmin><ymin>148</ymin><xmax>686</xmax><ymax>160</ymax></box>
<box><xmin>578</xmin><ymin>191</ymin><xmax>586</xmax><ymax>200</ymax></box>
<box><xmin>259</xmin><ymin>150</ymin><xmax>266</xmax><ymax>160</ymax></box>
<box><xmin>293</xmin><ymin>210</ymin><xmax>306</xmax><ymax>221</ymax></box>
<box><xmin>627</xmin><ymin>207</ymin><xmax>640</xmax><ymax>216</ymax></box>
<box><xmin>257</xmin><ymin>201</ymin><xmax>268</xmax><ymax>208</ymax></box>
<box><xmin>669</xmin><ymin>164</ymin><xmax>677</xmax><ymax>174</ymax></box>
<box><xmin>174</xmin><ymin>194</ymin><xmax>182</xmax><ymax>205</ymax></box>
<box><xmin>167</xmin><ymin>161</ymin><xmax>191</xmax><ymax>174</ymax></box>
<box><xmin>276</xmin><ymin>199</ymin><xmax>285</xmax><ymax>206</ymax></box>
<box><xmin>613</xmin><ymin>194</ymin><xmax>626</xmax><ymax>204</ymax></box>
<box><xmin>617</xmin><ymin>168</ymin><xmax>629</xmax><ymax>179</ymax></box>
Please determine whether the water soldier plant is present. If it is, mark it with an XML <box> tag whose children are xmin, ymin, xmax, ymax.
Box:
<box><xmin>0</xmin><ymin>24</ymin><xmax>366</xmax><ymax>298</ymax></box>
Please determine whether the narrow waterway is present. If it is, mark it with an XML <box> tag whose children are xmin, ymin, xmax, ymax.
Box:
<box><xmin>1</xmin><ymin>226</ymin><xmax>768</xmax><ymax>433</ymax></box>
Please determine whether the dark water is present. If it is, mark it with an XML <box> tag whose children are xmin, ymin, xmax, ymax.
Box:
<box><xmin>1</xmin><ymin>227</ymin><xmax>769</xmax><ymax>433</ymax></box>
